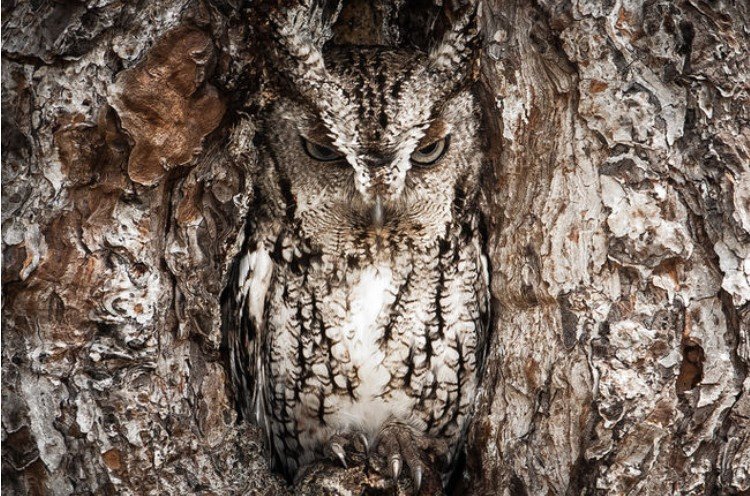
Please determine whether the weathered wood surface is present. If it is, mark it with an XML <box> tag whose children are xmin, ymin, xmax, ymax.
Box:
<box><xmin>2</xmin><ymin>1</ymin><xmax>748</xmax><ymax>495</ymax></box>
<box><xmin>467</xmin><ymin>0</ymin><xmax>749</xmax><ymax>494</ymax></box>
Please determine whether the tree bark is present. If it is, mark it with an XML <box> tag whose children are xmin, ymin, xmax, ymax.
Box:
<box><xmin>2</xmin><ymin>1</ymin><xmax>748</xmax><ymax>495</ymax></box>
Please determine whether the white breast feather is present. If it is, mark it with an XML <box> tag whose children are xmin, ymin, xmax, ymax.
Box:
<box><xmin>329</xmin><ymin>265</ymin><xmax>412</xmax><ymax>436</ymax></box>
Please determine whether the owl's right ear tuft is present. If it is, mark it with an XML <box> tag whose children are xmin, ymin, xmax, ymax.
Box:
<box><xmin>261</xmin><ymin>1</ymin><xmax>344</xmax><ymax>90</ymax></box>
<box><xmin>259</xmin><ymin>1</ymin><xmax>361</xmax><ymax>160</ymax></box>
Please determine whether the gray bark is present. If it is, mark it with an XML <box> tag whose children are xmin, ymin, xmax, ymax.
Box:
<box><xmin>2</xmin><ymin>1</ymin><xmax>748</xmax><ymax>495</ymax></box>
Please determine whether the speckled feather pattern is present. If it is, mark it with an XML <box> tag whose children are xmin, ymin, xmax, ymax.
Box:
<box><xmin>226</xmin><ymin>38</ymin><xmax>488</xmax><ymax>481</ymax></box>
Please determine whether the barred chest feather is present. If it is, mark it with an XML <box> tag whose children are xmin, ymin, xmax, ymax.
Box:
<box><xmin>244</xmin><ymin>221</ymin><xmax>489</xmax><ymax>475</ymax></box>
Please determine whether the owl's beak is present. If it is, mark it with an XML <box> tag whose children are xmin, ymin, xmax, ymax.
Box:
<box><xmin>372</xmin><ymin>195</ymin><xmax>384</xmax><ymax>229</ymax></box>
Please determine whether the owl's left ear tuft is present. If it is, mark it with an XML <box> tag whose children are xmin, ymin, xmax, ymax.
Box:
<box><xmin>427</xmin><ymin>1</ymin><xmax>482</xmax><ymax>93</ymax></box>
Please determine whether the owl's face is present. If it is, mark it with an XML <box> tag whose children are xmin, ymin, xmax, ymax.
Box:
<box><xmin>264</xmin><ymin>47</ymin><xmax>482</xmax><ymax>253</ymax></box>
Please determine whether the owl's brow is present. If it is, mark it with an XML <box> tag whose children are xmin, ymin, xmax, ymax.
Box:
<box><xmin>390</xmin><ymin>117</ymin><xmax>447</xmax><ymax>154</ymax></box>
<box><xmin>303</xmin><ymin>120</ymin><xmax>338</xmax><ymax>146</ymax></box>
<box><xmin>418</xmin><ymin>119</ymin><xmax>449</xmax><ymax>147</ymax></box>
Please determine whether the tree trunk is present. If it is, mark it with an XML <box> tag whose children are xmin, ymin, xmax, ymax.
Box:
<box><xmin>2</xmin><ymin>1</ymin><xmax>748</xmax><ymax>495</ymax></box>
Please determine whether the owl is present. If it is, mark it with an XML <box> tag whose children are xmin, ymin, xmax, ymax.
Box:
<box><xmin>224</xmin><ymin>2</ymin><xmax>489</xmax><ymax>491</ymax></box>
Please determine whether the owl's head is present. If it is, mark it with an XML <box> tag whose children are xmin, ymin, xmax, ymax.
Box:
<box><xmin>262</xmin><ymin>3</ymin><xmax>483</xmax><ymax>253</ymax></box>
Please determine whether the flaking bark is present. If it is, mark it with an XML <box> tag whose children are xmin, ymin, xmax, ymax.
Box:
<box><xmin>2</xmin><ymin>1</ymin><xmax>748</xmax><ymax>495</ymax></box>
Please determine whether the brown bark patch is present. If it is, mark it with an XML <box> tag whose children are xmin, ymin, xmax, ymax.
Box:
<box><xmin>175</xmin><ymin>180</ymin><xmax>204</xmax><ymax>226</ymax></box>
<box><xmin>557</xmin><ymin>292</ymin><xmax>579</xmax><ymax>350</ymax></box>
<box><xmin>588</xmin><ymin>80</ymin><xmax>608</xmax><ymax>94</ymax></box>
<box><xmin>53</xmin><ymin>107</ymin><xmax>129</xmax><ymax>188</ymax></box>
<box><xmin>110</xmin><ymin>27</ymin><xmax>226</xmax><ymax>186</ymax></box>
<box><xmin>54</xmin><ymin>113</ymin><xmax>104</xmax><ymax>186</ymax></box>
<box><xmin>676</xmin><ymin>338</ymin><xmax>705</xmax><ymax>393</ymax></box>
<box><xmin>2</xmin><ymin>244</ymin><xmax>27</xmax><ymax>284</ymax></box>
<box><xmin>102</xmin><ymin>449</ymin><xmax>123</xmax><ymax>473</ymax></box>
<box><xmin>3</xmin><ymin>426</ymin><xmax>39</xmax><ymax>471</ymax></box>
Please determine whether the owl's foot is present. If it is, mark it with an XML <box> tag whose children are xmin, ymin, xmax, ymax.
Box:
<box><xmin>373</xmin><ymin>422</ymin><xmax>449</xmax><ymax>495</ymax></box>
<box><xmin>323</xmin><ymin>431</ymin><xmax>369</xmax><ymax>469</ymax></box>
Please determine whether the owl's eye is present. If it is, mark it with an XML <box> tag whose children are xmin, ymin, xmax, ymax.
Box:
<box><xmin>410</xmin><ymin>136</ymin><xmax>449</xmax><ymax>166</ymax></box>
<box><xmin>301</xmin><ymin>137</ymin><xmax>344</xmax><ymax>162</ymax></box>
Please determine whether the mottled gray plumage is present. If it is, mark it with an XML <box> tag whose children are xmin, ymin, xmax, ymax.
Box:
<box><xmin>224</xmin><ymin>1</ymin><xmax>488</xmax><ymax>488</ymax></box>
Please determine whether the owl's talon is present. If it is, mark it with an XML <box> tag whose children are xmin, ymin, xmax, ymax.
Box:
<box><xmin>412</xmin><ymin>463</ymin><xmax>423</xmax><ymax>494</ymax></box>
<box><xmin>331</xmin><ymin>442</ymin><xmax>347</xmax><ymax>469</ymax></box>
<box><xmin>390</xmin><ymin>454</ymin><xmax>402</xmax><ymax>481</ymax></box>
<box><xmin>324</xmin><ymin>432</ymin><xmax>370</xmax><ymax>470</ymax></box>
<box><xmin>359</xmin><ymin>433</ymin><xmax>370</xmax><ymax>454</ymax></box>
<box><xmin>374</xmin><ymin>423</ymin><xmax>445</xmax><ymax>493</ymax></box>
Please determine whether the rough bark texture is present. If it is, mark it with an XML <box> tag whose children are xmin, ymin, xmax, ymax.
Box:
<box><xmin>2</xmin><ymin>1</ymin><xmax>748</xmax><ymax>495</ymax></box>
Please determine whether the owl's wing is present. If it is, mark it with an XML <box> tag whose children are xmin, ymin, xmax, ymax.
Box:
<box><xmin>222</xmin><ymin>235</ymin><xmax>275</xmax><ymax>429</ymax></box>
<box><xmin>476</xmin><ymin>245</ymin><xmax>492</xmax><ymax>375</ymax></box>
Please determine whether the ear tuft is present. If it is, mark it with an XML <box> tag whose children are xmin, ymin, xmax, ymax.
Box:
<box><xmin>427</xmin><ymin>1</ymin><xmax>482</xmax><ymax>91</ymax></box>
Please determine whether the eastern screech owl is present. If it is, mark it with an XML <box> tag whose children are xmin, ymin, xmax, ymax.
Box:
<box><xmin>225</xmin><ymin>3</ymin><xmax>489</xmax><ymax>490</ymax></box>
